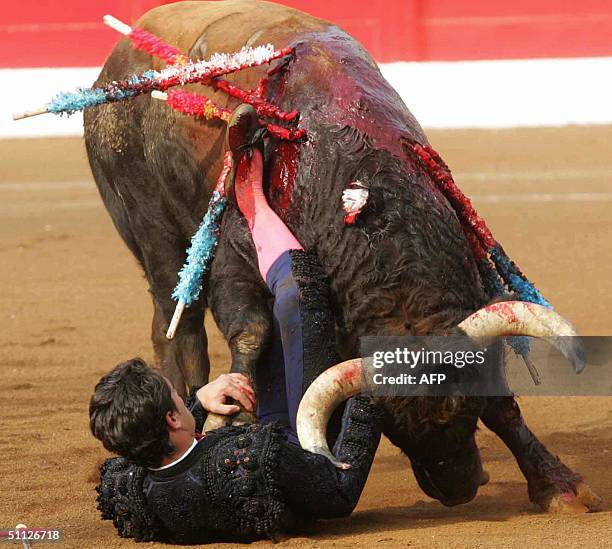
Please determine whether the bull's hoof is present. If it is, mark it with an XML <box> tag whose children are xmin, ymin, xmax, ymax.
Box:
<box><xmin>231</xmin><ymin>410</ymin><xmax>258</xmax><ymax>426</ymax></box>
<box><xmin>203</xmin><ymin>412</ymin><xmax>231</xmax><ymax>432</ymax></box>
<box><xmin>203</xmin><ymin>410</ymin><xmax>258</xmax><ymax>432</ymax></box>
<box><xmin>543</xmin><ymin>483</ymin><xmax>602</xmax><ymax>514</ymax></box>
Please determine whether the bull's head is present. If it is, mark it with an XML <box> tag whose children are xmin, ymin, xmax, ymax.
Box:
<box><xmin>276</xmin><ymin>112</ymin><xmax>583</xmax><ymax>505</ymax></box>
<box><xmin>295</xmin><ymin>301</ymin><xmax>583</xmax><ymax>505</ymax></box>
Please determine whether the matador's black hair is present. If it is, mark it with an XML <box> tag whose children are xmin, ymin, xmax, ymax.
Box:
<box><xmin>89</xmin><ymin>358</ymin><xmax>177</xmax><ymax>468</ymax></box>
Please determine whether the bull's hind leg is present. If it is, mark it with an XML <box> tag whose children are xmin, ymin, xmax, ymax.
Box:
<box><xmin>95</xmin><ymin>184</ymin><xmax>212</xmax><ymax>398</ymax></box>
<box><xmin>206</xmin><ymin>209</ymin><xmax>272</xmax><ymax>428</ymax></box>
<box><xmin>131</xmin><ymin>225</ymin><xmax>210</xmax><ymax>398</ymax></box>
<box><xmin>481</xmin><ymin>396</ymin><xmax>602</xmax><ymax>513</ymax></box>
<box><xmin>151</xmin><ymin>295</ymin><xmax>210</xmax><ymax>398</ymax></box>
<box><xmin>85</xmin><ymin>107</ymin><xmax>211</xmax><ymax>398</ymax></box>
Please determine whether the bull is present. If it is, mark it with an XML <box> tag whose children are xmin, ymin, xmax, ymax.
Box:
<box><xmin>84</xmin><ymin>0</ymin><xmax>601</xmax><ymax>513</ymax></box>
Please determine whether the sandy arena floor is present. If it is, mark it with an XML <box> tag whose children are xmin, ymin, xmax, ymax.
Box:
<box><xmin>1</xmin><ymin>126</ymin><xmax>611</xmax><ymax>548</ymax></box>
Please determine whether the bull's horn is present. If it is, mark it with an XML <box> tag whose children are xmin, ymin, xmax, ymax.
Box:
<box><xmin>458</xmin><ymin>301</ymin><xmax>585</xmax><ymax>373</ymax></box>
<box><xmin>296</xmin><ymin>358</ymin><xmax>363</xmax><ymax>469</ymax></box>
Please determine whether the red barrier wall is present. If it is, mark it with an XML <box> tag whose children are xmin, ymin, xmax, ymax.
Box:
<box><xmin>3</xmin><ymin>0</ymin><xmax>612</xmax><ymax>67</ymax></box>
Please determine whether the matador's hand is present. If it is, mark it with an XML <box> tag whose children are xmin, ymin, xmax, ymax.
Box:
<box><xmin>196</xmin><ymin>373</ymin><xmax>256</xmax><ymax>415</ymax></box>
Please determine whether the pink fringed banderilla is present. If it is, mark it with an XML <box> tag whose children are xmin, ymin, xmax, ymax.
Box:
<box><xmin>128</xmin><ymin>28</ymin><xmax>189</xmax><ymax>65</ymax></box>
<box><xmin>153</xmin><ymin>89</ymin><xmax>306</xmax><ymax>141</ymax></box>
<box><xmin>412</xmin><ymin>144</ymin><xmax>495</xmax><ymax>254</ymax></box>
<box><xmin>103</xmin><ymin>14</ymin><xmax>188</xmax><ymax>65</ymax></box>
<box><xmin>412</xmin><ymin>143</ymin><xmax>550</xmax><ymax>307</ymax></box>
<box><xmin>160</xmin><ymin>90</ymin><xmax>233</xmax><ymax>122</ymax></box>
<box><xmin>210</xmin><ymin>79</ymin><xmax>298</xmax><ymax>122</ymax></box>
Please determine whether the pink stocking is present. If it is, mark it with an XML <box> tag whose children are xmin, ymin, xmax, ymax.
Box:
<box><xmin>234</xmin><ymin>149</ymin><xmax>303</xmax><ymax>280</ymax></box>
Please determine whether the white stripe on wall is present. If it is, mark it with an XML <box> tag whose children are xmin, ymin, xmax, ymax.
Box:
<box><xmin>379</xmin><ymin>56</ymin><xmax>612</xmax><ymax>129</ymax></box>
<box><xmin>2</xmin><ymin>57</ymin><xmax>612</xmax><ymax>138</ymax></box>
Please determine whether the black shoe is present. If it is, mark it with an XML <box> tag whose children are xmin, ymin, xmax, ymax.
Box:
<box><xmin>225</xmin><ymin>104</ymin><xmax>266</xmax><ymax>203</ymax></box>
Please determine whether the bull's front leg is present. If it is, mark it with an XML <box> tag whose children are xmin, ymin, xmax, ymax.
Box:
<box><xmin>206</xmin><ymin>210</ymin><xmax>272</xmax><ymax>429</ymax></box>
<box><xmin>481</xmin><ymin>396</ymin><xmax>602</xmax><ymax>513</ymax></box>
